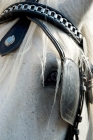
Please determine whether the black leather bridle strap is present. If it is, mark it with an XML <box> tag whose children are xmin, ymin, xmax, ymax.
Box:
<box><xmin>0</xmin><ymin>2</ymin><xmax>83</xmax><ymax>49</ymax></box>
<box><xmin>27</xmin><ymin>17</ymin><xmax>65</xmax><ymax>61</ymax></box>
<box><xmin>0</xmin><ymin>0</ymin><xmax>84</xmax><ymax>56</ymax></box>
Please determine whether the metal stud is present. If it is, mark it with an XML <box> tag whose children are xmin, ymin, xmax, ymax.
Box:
<box><xmin>5</xmin><ymin>35</ymin><xmax>15</xmax><ymax>46</ymax></box>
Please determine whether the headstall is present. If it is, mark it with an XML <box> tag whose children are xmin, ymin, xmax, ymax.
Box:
<box><xmin>0</xmin><ymin>0</ymin><xmax>93</xmax><ymax>140</ymax></box>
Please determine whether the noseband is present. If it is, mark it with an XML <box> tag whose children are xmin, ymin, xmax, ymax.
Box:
<box><xmin>0</xmin><ymin>0</ymin><xmax>93</xmax><ymax>140</ymax></box>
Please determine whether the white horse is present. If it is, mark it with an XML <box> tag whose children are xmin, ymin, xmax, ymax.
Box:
<box><xmin>0</xmin><ymin>0</ymin><xmax>93</xmax><ymax>140</ymax></box>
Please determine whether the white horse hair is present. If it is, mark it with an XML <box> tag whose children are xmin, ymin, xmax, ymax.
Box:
<box><xmin>0</xmin><ymin>0</ymin><xmax>93</xmax><ymax>140</ymax></box>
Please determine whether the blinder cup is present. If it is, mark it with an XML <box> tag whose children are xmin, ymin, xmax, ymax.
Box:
<box><xmin>60</xmin><ymin>59</ymin><xmax>80</xmax><ymax>125</ymax></box>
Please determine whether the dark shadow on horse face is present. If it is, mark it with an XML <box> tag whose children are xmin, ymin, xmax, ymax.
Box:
<box><xmin>35</xmin><ymin>53</ymin><xmax>68</xmax><ymax>139</ymax></box>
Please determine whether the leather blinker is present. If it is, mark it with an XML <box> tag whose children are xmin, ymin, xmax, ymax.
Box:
<box><xmin>60</xmin><ymin>59</ymin><xmax>80</xmax><ymax>125</ymax></box>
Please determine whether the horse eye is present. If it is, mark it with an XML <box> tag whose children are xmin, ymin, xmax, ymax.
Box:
<box><xmin>44</xmin><ymin>70</ymin><xmax>57</xmax><ymax>86</ymax></box>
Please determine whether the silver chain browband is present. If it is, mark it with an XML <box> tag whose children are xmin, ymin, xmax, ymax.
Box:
<box><xmin>0</xmin><ymin>2</ymin><xmax>83</xmax><ymax>49</ymax></box>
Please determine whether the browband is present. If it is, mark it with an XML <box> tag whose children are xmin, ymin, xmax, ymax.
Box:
<box><xmin>0</xmin><ymin>1</ymin><xmax>83</xmax><ymax>50</ymax></box>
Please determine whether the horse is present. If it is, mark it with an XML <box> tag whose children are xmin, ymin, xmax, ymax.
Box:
<box><xmin>0</xmin><ymin>0</ymin><xmax>93</xmax><ymax>140</ymax></box>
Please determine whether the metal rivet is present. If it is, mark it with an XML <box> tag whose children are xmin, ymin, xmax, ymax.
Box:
<box><xmin>5</xmin><ymin>35</ymin><xmax>15</xmax><ymax>47</ymax></box>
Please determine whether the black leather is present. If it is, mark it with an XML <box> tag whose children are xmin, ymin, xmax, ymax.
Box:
<box><xmin>0</xmin><ymin>2</ymin><xmax>83</xmax><ymax>49</ymax></box>
<box><xmin>60</xmin><ymin>59</ymin><xmax>80</xmax><ymax>125</ymax></box>
<box><xmin>27</xmin><ymin>17</ymin><xmax>65</xmax><ymax>60</ymax></box>
<box><xmin>0</xmin><ymin>17</ymin><xmax>30</xmax><ymax>56</ymax></box>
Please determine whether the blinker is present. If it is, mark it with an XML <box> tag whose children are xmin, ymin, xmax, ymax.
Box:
<box><xmin>59</xmin><ymin>59</ymin><xmax>93</xmax><ymax>126</ymax></box>
<box><xmin>60</xmin><ymin>59</ymin><xmax>80</xmax><ymax>125</ymax></box>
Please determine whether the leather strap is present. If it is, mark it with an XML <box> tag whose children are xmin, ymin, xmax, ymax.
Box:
<box><xmin>27</xmin><ymin>17</ymin><xmax>65</xmax><ymax>60</ymax></box>
<box><xmin>0</xmin><ymin>17</ymin><xmax>30</xmax><ymax>55</ymax></box>
<box><xmin>0</xmin><ymin>2</ymin><xmax>83</xmax><ymax>50</ymax></box>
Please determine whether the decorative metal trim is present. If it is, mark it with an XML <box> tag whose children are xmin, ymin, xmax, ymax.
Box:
<box><xmin>0</xmin><ymin>2</ymin><xmax>83</xmax><ymax>47</ymax></box>
<box><xmin>5</xmin><ymin>35</ymin><xmax>15</xmax><ymax>46</ymax></box>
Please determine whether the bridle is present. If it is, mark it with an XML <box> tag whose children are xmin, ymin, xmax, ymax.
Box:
<box><xmin>0</xmin><ymin>0</ymin><xmax>93</xmax><ymax>139</ymax></box>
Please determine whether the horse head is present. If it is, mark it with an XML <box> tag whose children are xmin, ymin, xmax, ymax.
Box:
<box><xmin>0</xmin><ymin>0</ymin><xmax>93</xmax><ymax>140</ymax></box>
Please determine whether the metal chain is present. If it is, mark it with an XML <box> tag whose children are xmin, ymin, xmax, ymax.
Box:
<box><xmin>0</xmin><ymin>3</ymin><xmax>82</xmax><ymax>43</ymax></box>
